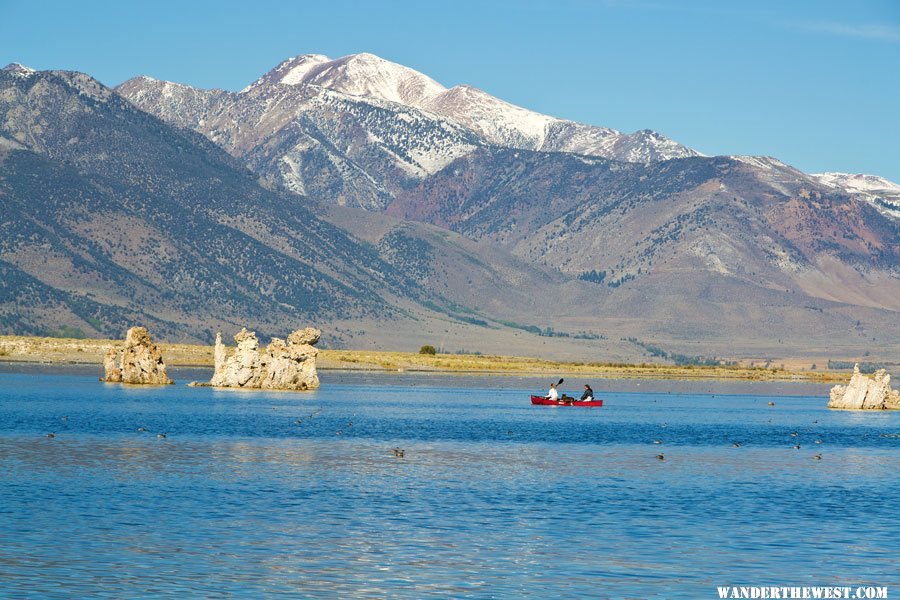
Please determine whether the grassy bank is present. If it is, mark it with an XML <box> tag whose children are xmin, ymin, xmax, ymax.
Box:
<box><xmin>0</xmin><ymin>334</ymin><xmax>849</xmax><ymax>382</ymax></box>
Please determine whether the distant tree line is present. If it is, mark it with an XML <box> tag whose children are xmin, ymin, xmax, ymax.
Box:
<box><xmin>622</xmin><ymin>337</ymin><xmax>734</xmax><ymax>367</ymax></box>
<box><xmin>827</xmin><ymin>360</ymin><xmax>898</xmax><ymax>373</ymax></box>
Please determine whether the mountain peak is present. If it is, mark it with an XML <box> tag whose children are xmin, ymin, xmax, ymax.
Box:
<box><xmin>243</xmin><ymin>52</ymin><xmax>447</xmax><ymax>107</ymax></box>
<box><xmin>271</xmin><ymin>54</ymin><xmax>332</xmax><ymax>84</ymax></box>
<box><xmin>2</xmin><ymin>62</ymin><xmax>36</xmax><ymax>78</ymax></box>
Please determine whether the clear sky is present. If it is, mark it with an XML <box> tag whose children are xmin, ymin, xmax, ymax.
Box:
<box><xmin>2</xmin><ymin>0</ymin><xmax>898</xmax><ymax>180</ymax></box>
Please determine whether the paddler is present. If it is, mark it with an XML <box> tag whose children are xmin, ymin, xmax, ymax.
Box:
<box><xmin>546</xmin><ymin>383</ymin><xmax>559</xmax><ymax>402</ymax></box>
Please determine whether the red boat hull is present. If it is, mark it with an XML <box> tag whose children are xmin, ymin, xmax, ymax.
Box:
<box><xmin>531</xmin><ymin>395</ymin><xmax>603</xmax><ymax>407</ymax></box>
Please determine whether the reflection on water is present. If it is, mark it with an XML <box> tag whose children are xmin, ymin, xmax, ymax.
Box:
<box><xmin>0</xmin><ymin>367</ymin><xmax>898</xmax><ymax>598</ymax></box>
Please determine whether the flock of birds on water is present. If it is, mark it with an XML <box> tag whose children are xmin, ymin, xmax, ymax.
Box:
<box><xmin>650</xmin><ymin>425</ymin><xmax>824</xmax><ymax>461</ymax></box>
<box><xmin>44</xmin><ymin>407</ymin><xmax>410</xmax><ymax>459</ymax></box>
<box><xmin>40</xmin><ymin>398</ymin><xmax>839</xmax><ymax>462</ymax></box>
<box><xmin>649</xmin><ymin>403</ymin><xmax>826</xmax><ymax>460</ymax></box>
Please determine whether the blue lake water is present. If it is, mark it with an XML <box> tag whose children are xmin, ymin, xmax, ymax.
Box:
<box><xmin>1</xmin><ymin>365</ymin><xmax>898</xmax><ymax>598</ymax></box>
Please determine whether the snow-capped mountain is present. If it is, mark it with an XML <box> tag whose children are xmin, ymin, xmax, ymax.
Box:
<box><xmin>2</xmin><ymin>62</ymin><xmax>36</xmax><ymax>78</ymax></box>
<box><xmin>811</xmin><ymin>172</ymin><xmax>900</xmax><ymax>220</ymax></box>
<box><xmin>117</xmin><ymin>52</ymin><xmax>700</xmax><ymax>208</ymax></box>
<box><xmin>245</xmin><ymin>52</ymin><xmax>701</xmax><ymax>160</ymax></box>
<box><xmin>5</xmin><ymin>62</ymin><xmax>899</xmax><ymax>359</ymax></box>
<box><xmin>247</xmin><ymin>53</ymin><xmax>448</xmax><ymax>107</ymax></box>
<box><xmin>119</xmin><ymin>70</ymin><xmax>480</xmax><ymax>209</ymax></box>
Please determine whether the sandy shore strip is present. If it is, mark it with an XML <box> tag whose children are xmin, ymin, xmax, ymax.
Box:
<box><xmin>0</xmin><ymin>335</ymin><xmax>850</xmax><ymax>382</ymax></box>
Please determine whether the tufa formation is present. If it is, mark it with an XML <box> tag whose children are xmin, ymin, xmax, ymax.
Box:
<box><xmin>101</xmin><ymin>327</ymin><xmax>173</xmax><ymax>385</ymax></box>
<box><xmin>828</xmin><ymin>364</ymin><xmax>900</xmax><ymax>410</ymax></box>
<box><xmin>210</xmin><ymin>327</ymin><xmax>320</xmax><ymax>390</ymax></box>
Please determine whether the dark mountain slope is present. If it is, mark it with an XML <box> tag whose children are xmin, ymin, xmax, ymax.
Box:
<box><xmin>0</xmin><ymin>68</ymin><xmax>428</xmax><ymax>340</ymax></box>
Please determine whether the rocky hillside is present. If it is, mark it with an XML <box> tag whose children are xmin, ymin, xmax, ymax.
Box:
<box><xmin>0</xmin><ymin>65</ymin><xmax>430</xmax><ymax>341</ymax></box>
<box><xmin>389</xmin><ymin>150</ymin><xmax>900</xmax><ymax>306</ymax></box>
<box><xmin>116</xmin><ymin>52</ymin><xmax>699</xmax><ymax>209</ymax></box>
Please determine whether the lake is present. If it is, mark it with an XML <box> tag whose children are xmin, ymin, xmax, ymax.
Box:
<box><xmin>1</xmin><ymin>365</ymin><xmax>898</xmax><ymax>598</ymax></box>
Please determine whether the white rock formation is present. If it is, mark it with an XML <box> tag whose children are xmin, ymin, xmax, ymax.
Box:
<box><xmin>210</xmin><ymin>327</ymin><xmax>320</xmax><ymax>390</ymax></box>
<box><xmin>101</xmin><ymin>326</ymin><xmax>173</xmax><ymax>385</ymax></box>
<box><xmin>102</xmin><ymin>348</ymin><xmax>122</xmax><ymax>382</ymax></box>
<box><xmin>828</xmin><ymin>364</ymin><xmax>900</xmax><ymax>410</ymax></box>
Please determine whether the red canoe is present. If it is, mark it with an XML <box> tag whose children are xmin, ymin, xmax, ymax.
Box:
<box><xmin>531</xmin><ymin>395</ymin><xmax>603</xmax><ymax>407</ymax></box>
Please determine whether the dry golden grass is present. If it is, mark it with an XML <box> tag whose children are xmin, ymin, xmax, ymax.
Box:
<box><xmin>0</xmin><ymin>335</ymin><xmax>212</xmax><ymax>366</ymax></box>
<box><xmin>0</xmin><ymin>335</ymin><xmax>849</xmax><ymax>382</ymax></box>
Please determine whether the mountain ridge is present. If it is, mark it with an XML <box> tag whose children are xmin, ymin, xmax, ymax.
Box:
<box><xmin>115</xmin><ymin>52</ymin><xmax>701</xmax><ymax>211</ymax></box>
<box><xmin>236</xmin><ymin>52</ymin><xmax>701</xmax><ymax>162</ymax></box>
<box><xmin>2</xmin><ymin>59</ymin><xmax>898</xmax><ymax>361</ymax></box>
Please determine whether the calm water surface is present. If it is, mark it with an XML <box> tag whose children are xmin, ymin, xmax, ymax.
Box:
<box><xmin>1</xmin><ymin>366</ymin><xmax>898</xmax><ymax>598</ymax></box>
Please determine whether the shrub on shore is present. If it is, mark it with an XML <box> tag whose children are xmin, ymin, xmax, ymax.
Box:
<box><xmin>419</xmin><ymin>345</ymin><xmax>437</xmax><ymax>355</ymax></box>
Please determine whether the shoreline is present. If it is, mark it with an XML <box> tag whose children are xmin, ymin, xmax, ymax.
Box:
<box><xmin>0</xmin><ymin>334</ymin><xmax>851</xmax><ymax>383</ymax></box>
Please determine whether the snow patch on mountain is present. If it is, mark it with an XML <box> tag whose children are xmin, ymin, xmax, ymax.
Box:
<box><xmin>2</xmin><ymin>63</ymin><xmax>36</xmax><ymax>78</ymax></box>
<box><xmin>423</xmin><ymin>84</ymin><xmax>555</xmax><ymax>148</ymax></box>
<box><xmin>812</xmin><ymin>172</ymin><xmax>900</xmax><ymax>195</ymax></box>
<box><xmin>728</xmin><ymin>155</ymin><xmax>791</xmax><ymax>171</ymax></box>
<box><xmin>812</xmin><ymin>172</ymin><xmax>900</xmax><ymax>220</ymax></box>
<box><xmin>268</xmin><ymin>55</ymin><xmax>332</xmax><ymax>85</ymax></box>
<box><xmin>249</xmin><ymin>52</ymin><xmax>447</xmax><ymax>108</ymax></box>
<box><xmin>118</xmin><ymin>76</ymin><xmax>229</xmax><ymax>129</ymax></box>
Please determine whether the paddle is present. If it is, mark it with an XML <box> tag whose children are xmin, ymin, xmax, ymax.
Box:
<box><xmin>546</xmin><ymin>378</ymin><xmax>565</xmax><ymax>402</ymax></box>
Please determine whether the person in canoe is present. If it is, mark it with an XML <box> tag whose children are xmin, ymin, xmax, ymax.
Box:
<box><xmin>546</xmin><ymin>383</ymin><xmax>559</xmax><ymax>402</ymax></box>
<box><xmin>581</xmin><ymin>384</ymin><xmax>594</xmax><ymax>401</ymax></box>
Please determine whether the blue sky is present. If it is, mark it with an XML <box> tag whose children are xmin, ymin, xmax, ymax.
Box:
<box><xmin>2</xmin><ymin>0</ymin><xmax>898</xmax><ymax>180</ymax></box>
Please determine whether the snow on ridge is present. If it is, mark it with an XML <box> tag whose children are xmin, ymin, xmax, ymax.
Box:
<box><xmin>240</xmin><ymin>55</ymin><xmax>329</xmax><ymax>93</ymax></box>
<box><xmin>251</xmin><ymin>52</ymin><xmax>448</xmax><ymax>108</ymax></box>
<box><xmin>811</xmin><ymin>172</ymin><xmax>900</xmax><ymax>194</ymax></box>
<box><xmin>728</xmin><ymin>155</ymin><xmax>790</xmax><ymax>170</ymax></box>
<box><xmin>268</xmin><ymin>54</ymin><xmax>332</xmax><ymax>86</ymax></box>
<box><xmin>810</xmin><ymin>172</ymin><xmax>900</xmax><ymax>220</ymax></box>
<box><xmin>425</xmin><ymin>84</ymin><xmax>555</xmax><ymax>146</ymax></box>
<box><xmin>2</xmin><ymin>62</ymin><xmax>37</xmax><ymax>78</ymax></box>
